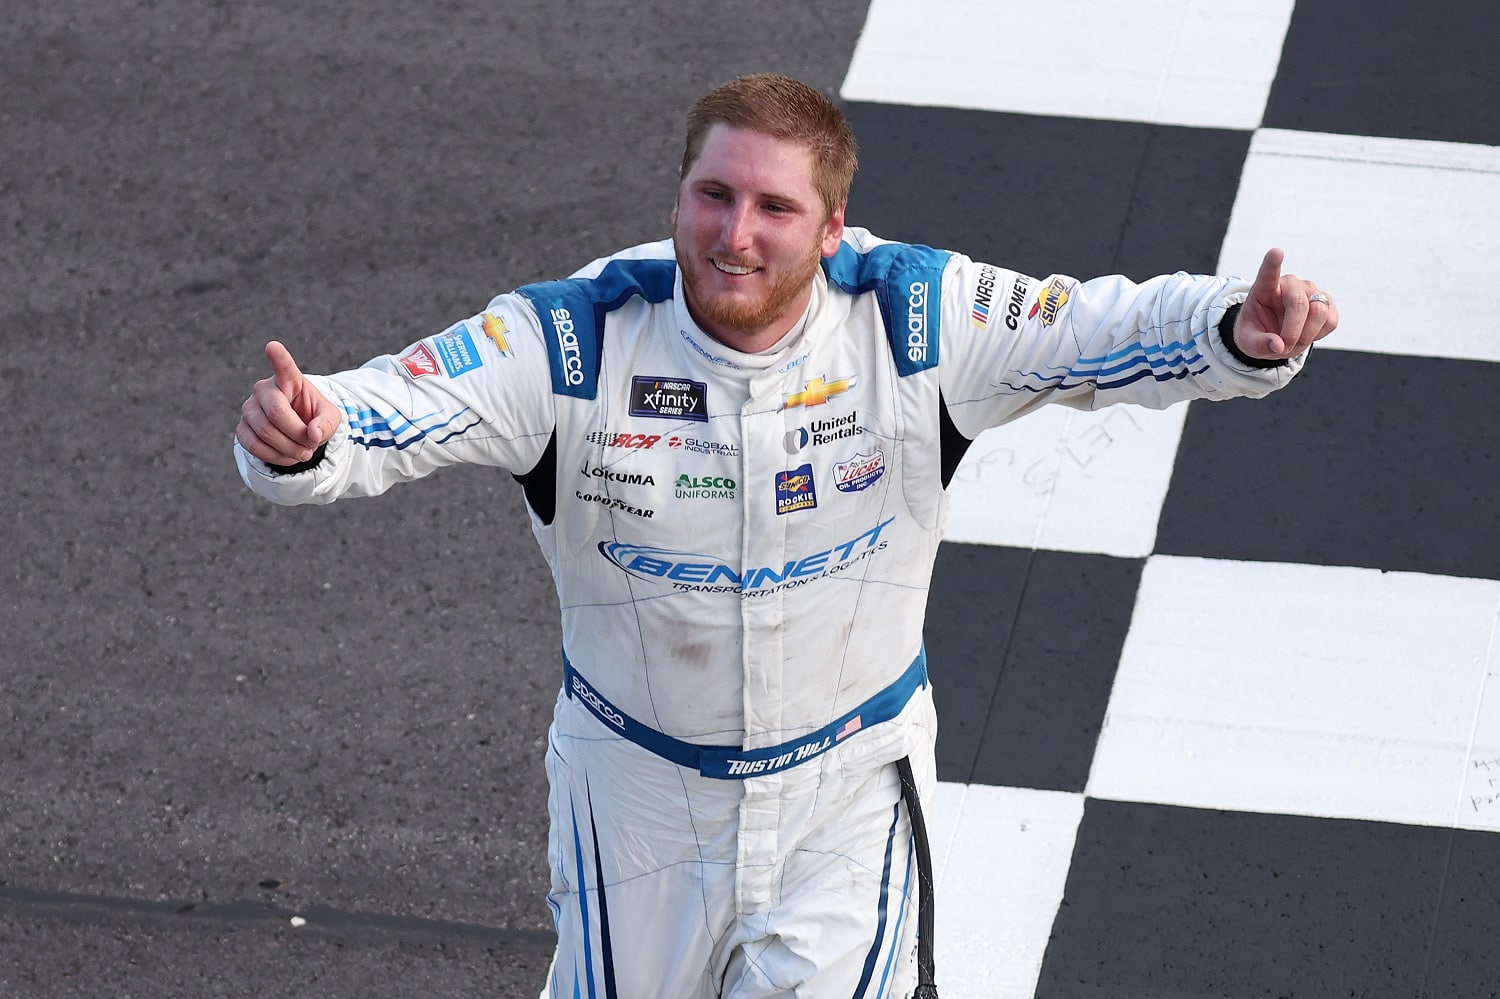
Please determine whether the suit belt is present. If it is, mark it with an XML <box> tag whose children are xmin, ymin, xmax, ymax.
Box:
<box><xmin>562</xmin><ymin>648</ymin><xmax>928</xmax><ymax>780</ymax></box>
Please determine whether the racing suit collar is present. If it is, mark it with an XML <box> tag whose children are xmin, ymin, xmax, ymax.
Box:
<box><xmin>674</xmin><ymin>266</ymin><xmax>823</xmax><ymax>375</ymax></box>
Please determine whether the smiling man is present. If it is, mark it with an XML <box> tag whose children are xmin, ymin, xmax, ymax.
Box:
<box><xmin>234</xmin><ymin>74</ymin><xmax>1337</xmax><ymax>999</ymax></box>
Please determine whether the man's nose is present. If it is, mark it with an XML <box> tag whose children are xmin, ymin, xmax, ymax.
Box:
<box><xmin>720</xmin><ymin>202</ymin><xmax>754</xmax><ymax>250</ymax></box>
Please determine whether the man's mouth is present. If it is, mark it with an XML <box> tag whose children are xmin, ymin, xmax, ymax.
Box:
<box><xmin>711</xmin><ymin>258</ymin><xmax>759</xmax><ymax>276</ymax></box>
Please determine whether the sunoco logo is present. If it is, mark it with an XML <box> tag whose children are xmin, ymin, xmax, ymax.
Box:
<box><xmin>551</xmin><ymin>307</ymin><xmax>585</xmax><ymax>386</ymax></box>
<box><xmin>906</xmin><ymin>281</ymin><xmax>929</xmax><ymax>363</ymax></box>
<box><xmin>1027</xmin><ymin>278</ymin><xmax>1070</xmax><ymax>327</ymax></box>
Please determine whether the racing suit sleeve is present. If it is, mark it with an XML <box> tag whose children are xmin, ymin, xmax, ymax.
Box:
<box><xmin>233</xmin><ymin>294</ymin><xmax>557</xmax><ymax>506</ymax></box>
<box><xmin>936</xmin><ymin>253</ymin><xmax>1304</xmax><ymax>440</ymax></box>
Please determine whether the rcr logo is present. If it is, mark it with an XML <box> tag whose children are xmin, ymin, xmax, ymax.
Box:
<box><xmin>906</xmin><ymin>281</ymin><xmax>929</xmax><ymax>363</ymax></box>
<box><xmin>551</xmin><ymin>307</ymin><xmax>585</xmax><ymax>386</ymax></box>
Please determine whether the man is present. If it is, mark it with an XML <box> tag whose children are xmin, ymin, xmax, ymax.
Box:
<box><xmin>235</xmin><ymin>74</ymin><xmax>1337</xmax><ymax>999</ymax></box>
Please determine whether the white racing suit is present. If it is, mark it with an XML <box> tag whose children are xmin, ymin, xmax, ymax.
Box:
<box><xmin>235</xmin><ymin>227</ymin><xmax>1303</xmax><ymax>998</ymax></box>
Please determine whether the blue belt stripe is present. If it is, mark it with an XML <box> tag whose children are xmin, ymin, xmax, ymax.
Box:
<box><xmin>563</xmin><ymin>650</ymin><xmax>928</xmax><ymax>780</ymax></box>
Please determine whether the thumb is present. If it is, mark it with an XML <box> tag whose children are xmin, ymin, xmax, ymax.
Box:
<box><xmin>306</xmin><ymin>404</ymin><xmax>339</xmax><ymax>447</ymax></box>
<box><xmin>1231</xmin><ymin>308</ymin><xmax>1286</xmax><ymax>358</ymax></box>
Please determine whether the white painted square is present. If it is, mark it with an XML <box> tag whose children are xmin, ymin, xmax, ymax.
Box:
<box><xmin>842</xmin><ymin>0</ymin><xmax>1294</xmax><ymax>129</ymax></box>
<box><xmin>943</xmin><ymin>403</ymin><xmax>1186</xmax><ymax>557</ymax></box>
<box><xmin>1088</xmin><ymin>556</ymin><xmax>1500</xmax><ymax>829</ymax></box>
<box><xmin>1219</xmin><ymin>129</ymin><xmax>1500</xmax><ymax>362</ymax></box>
<box><xmin>1458</xmin><ymin>621</ymin><xmax>1500</xmax><ymax>832</ymax></box>
<box><xmin>928</xmin><ymin>782</ymin><xmax>1085</xmax><ymax>998</ymax></box>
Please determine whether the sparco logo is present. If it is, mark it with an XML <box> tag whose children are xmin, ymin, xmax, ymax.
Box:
<box><xmin>570</xmin><ymin>675</ymin><xmax>624</xmax><ymax>728</ymax></box>
<box><xmin>551</xmin><ymin>307</ymin><xmax>585</xmax><ymax>386</ymax></box>
<box><xmin>906</xmin><ymin>281</ymin><xmax>929</xmax><ymax>363</ymax></box>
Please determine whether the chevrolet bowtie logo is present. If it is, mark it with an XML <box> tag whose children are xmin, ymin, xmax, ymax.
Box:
<box><xmin>786</xmin><ymin>374</ymin><xmax>856</xmax><ymax>408</ymax></box>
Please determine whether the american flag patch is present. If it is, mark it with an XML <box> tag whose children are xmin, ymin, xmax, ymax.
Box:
<box><xmin>836</xmin><ymin>715</ymin><xmax>863</xmax><ymax>741</ymax></box>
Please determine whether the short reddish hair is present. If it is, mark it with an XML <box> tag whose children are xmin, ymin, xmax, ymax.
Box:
<box><xmin>680</xmin><ymin>74</ymin><xmax>858</xmax><ymax>219</ymax></box>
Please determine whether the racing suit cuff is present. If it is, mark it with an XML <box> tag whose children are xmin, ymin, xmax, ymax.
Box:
<box><xmin>1216</xmin><ymin>303</ymin><xmax>1289</xmax><ymax>370</ymax></box>
<box><xmin>268</xmin><ymin>442</ymin><xmax>328</xmax><ymax>475</ymax></box>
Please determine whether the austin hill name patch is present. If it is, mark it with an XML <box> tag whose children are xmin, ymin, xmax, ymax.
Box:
<box><xmin>629</xmin><ymin>376</ymin><xmax>709</xmax><ymax>422</ymax></box>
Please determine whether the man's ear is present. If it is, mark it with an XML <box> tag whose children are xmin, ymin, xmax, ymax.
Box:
<box><xmin>820</xmin><ymin>203</ymin><xmax>847</xmax><ymax>258</ymax></box>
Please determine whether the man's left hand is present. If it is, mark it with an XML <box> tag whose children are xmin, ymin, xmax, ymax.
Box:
<box><xmin>1233</xmin><ymin>247</ymin><xmax>1339</xmax><ymax>361</ymax></box>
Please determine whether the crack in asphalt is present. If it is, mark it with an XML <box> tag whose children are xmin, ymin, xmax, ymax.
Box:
<box><xmin>0</xmin><ymin>884</ymin><xmax>556</xmax><ymax>952</ymax></box>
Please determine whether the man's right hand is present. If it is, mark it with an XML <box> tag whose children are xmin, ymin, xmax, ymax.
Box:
<box><xmin>235</xmin><ymin>341</ymin><xmax>341</xmax><ymax>466</ymax></box>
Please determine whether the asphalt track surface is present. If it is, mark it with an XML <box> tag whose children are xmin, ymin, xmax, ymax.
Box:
<box><xmin>0</xmin><ymin>2</ymin><xmax>874</xmax><ymax>995</ymax></box>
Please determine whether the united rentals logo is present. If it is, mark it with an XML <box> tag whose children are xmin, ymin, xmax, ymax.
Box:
<box><xmin>784</xmin><ymin>411</ymin><xmax>862</xmax><ymax>454</ymax></box>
